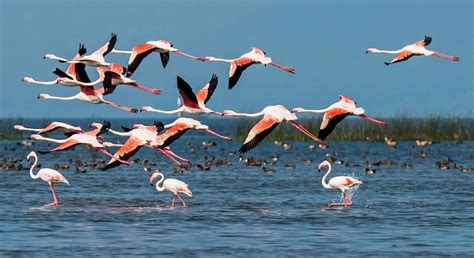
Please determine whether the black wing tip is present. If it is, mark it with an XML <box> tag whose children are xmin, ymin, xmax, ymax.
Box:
<box><xmin>424</xmin><ymin>35</ymin><xmax>432</xmax><ymax>46</ymax></box>
<box><xmin>384</xmin><ymin>62</ymin><xmax>391</xmax><ymax>66</ymax></box>
<box><xmin>78</xmin><ymin>43</ymin><xmax>87</xmax><ymax>56</ymax></box>
<box><xmin>121</xmin><ymin>126</ymin><xmax>132</xmax><ymax>132</ymax></box>
<box><xmin>210</xmin><ymin>74</ymin><xmax>218</xmax><ymax>83</ymax></box>
<box><xmin>102</xmin><ymin>120</ymin><xmax>111</xmax><ymax>129</ymax></box>
<box><xmin>154</xmin><ymin>120</ymin><xmax>165</xmax><ymax>133</ymax></box>
<box><xmin>111</xmin><ymin>33</ymin><xmax>117</xmax><ymax>40</ymax></box>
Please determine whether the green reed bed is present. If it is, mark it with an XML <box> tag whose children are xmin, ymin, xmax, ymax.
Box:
<box><xmin>235</xmin><ymin>117</ymin><xmax>474</xmax><ymax>142</ymax></box>
<box><xmin>0</xmin><ymin>118</ymin><xmax>23</xmax><ymax>140</ymax></box>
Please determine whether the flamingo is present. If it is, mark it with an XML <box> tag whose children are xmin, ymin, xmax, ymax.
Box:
<box><xmin>292</xmin><ymin>95</ymin><xmax>386</xmax><ymax>141</ymax></box>
<box><xmin>44</xmin><ymin>33</ymin><xmax>117</xmax><ymax>67</ymax></box>
<box><xmin>37</xmin><ymin>83</ymin><xmax>138</xmax><ymax>113</ymax></box>
<box><xmin>23</xmin><ymin>44</ymin><xmax>102</xmax><ymax>86</ymax></box>
<box><xmin>27</xmin><ymin>151</ymin><xmax>69</xmax><ymax>207</ymax></box>
<box><xmin>14</xmin><ymin>122</ymin><xmax>83</xmax><ymax>137</ymax></box>
<box><xmin>141</xmin><ymin>74</ymin><xmax>221</xmax><ymax>115</ymax></box>
<box><xmin>92</xmin><ymin>63</ymin><xmax>161</xmax><ymax>94</ymax></box>
<box><xmin>111</xmin><ymin>40</ymin><xmax>206</xmax><ymax>77</ymax></box>
<box><xmin>366</xmin><ymin>35</ymin><xmax>460</xmax><ymax>65</ymax></box>
<box><xmin>149</xmin><ymin>171</ymin><xmax>192</xmax><ymax>207</ymax></box>
<box><xmin>203</xmin><ymin>47</ymin><xmax>295</xmax><ymax>89</ymax></box>
<box><xmin>318</xmin><ymin>160</ymin><xmax>362</xmax><ymax>208</ymax></box>
<box><xmin>223</xmin><ymin>105</ymin><xmax>323</xmax><ymax>153</ymax></box>
<box><xmin>29</xmin><ymin>121</ymin><xmax>129</xmax><ymax>164</ymax></box>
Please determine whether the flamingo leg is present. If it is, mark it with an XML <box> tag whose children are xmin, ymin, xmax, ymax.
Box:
<box><xmin>165</xmin><ymin>148</ymin><xmax>191</xmax><ymax>163</ymax></box>
<box><xmin>269</xmin><ymin>62</ymin><xmax>295</xmax><ymax>74</ymax></box>
<box><xmin>171</xmin><ymin>195</ymin><xmax>176</xmax><ymax>207</ymax></box>
<box><xmin>204</xmin><ymin>129</ymin><xmax>232</xmax><ymax>141</ymax></box>
<box><xmin>128</xmin><ymin>82</ymin><xmax>161</xmax><ymax>94</ymax></box>
<box><xmin>357</xmin><ymin>114</ymin><xmax>386</xmax><ymax>125</ymax></box>
<box><xmin>176</xmin><ymin>193</ymin><xmax>187</xmax><ymax>207</ymax></box>
<box><xmin>287</xmin><ymin>120</ymin><xmax>324</xmax><ymax>144</ymax></box>
<box><xmin>432</xmin><ymin>52</ymin><xmax>460</xmax><ymax>61</ymax></box>
<box><xmin>46</xmin><ymin>183</ymin><xmax>59</xmax><ymax>207</ymax></box>
<box><xmin>103</xmin><ymin>100</ymin><xmax>138</xmax><ymax>113</ymax></box>
<box><xmin>155</xmin><ymin>147</ymin><xmax>186</xmax><ymax>168</ymax></box>
<box><xmin>174</xmin><ymin>50</ymin><xmax>206</xmax><ymax>61</ymax></box>
<box><xmin>95</xmin><ymin>148</ymin><xmax>130</xmax><ymax>165</ymax></box>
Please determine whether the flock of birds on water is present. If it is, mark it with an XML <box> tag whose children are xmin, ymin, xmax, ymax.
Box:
<box><xmin>9</xmin><ymin>33</ymin><xmax>465</xmax><ymax>208</ymax></box>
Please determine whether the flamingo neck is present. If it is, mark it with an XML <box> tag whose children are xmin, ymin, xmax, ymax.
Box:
<box><xmin>29</xmin><ymin>79</ymin><xmax>58</xmax><ymax>85</ymax></box>
<box><xmin>44</xmin><ymin>95</ymin><xmax>79</xmax><ymax>101</ymax></box>
<box><xmin>208</xmin><ymin>57</ymin><xmax>234</xmax><ymax>63</ymax></box>
<box><xmin>297</xmin><ymin>107</ymin><xmax>331</xmax><ymax>114</ymax></box>
<box><xmin>373</xmin><ymin>49</ymin><xmax>402</xmax><ymax>54</ymax></box>
<box><xmin>108</xmin><ymin>129</ymin><xmax>132</xmax><ymax>137</ymax></box>
<box><xmin>154</xmin><ymin>173</ymin><xmax>166</xmax><ymax>192</ymax></box>
<box><xmin>144</xmin><ymin>107</ymin><xmax>183</xmax><ymax>114</ymax></box>
<box><xmin>227</xmin><ymin>111</ymin><xmax>264</xmax><ymax>117</ymax></box>
<box><xmin>29</xmin><ymin>154</ymin><xmax>41</xmax><ymax>180</ymax></box>
<box><xmin>78</xmin><ymin>77</ymin><xmax>104</xmax><ymax>86</ymax></box>
<box><xmin>33</xmin><ymin>135</ymin><xmax>67</xmax><ymax>143</ymax></box>
<box><xmin>14</xmin><ymin>126</ymin><xmax>41</xmax><ymax>132</ymax></box>
<box><xmin>111</xmin><ymin>49</ymin><xmax>132</xmax><ymax>55</ymax></box>
<box><xmin>321</xmin><ymin>164</ymin><xmax>332</xmax><ymax>189</ymax></box>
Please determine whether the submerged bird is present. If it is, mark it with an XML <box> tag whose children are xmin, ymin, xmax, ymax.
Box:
<box><xmin>149</xmin><ymin>171</ymin><xmax>193</xmax><ymax>207</ymax></box>
<box><xmin>293</xmin><ymin>95</ymin><xmax>385</xmax><ymax>141</ymax></box>
<box><xmin>45</xmin><ymin>33</ymin><xmax>117</xmax><ymax>67</ymax></box>
<box><xmin>223</xmin><ymin>105</ymin><xmax>323</xmax><ymax>153</ymax></box>
<box><xmin>141</xmin><ymin>74</ymin><xmax>221</xmax><ymax>115</ymax></box>
<box><xmin>203</xmin><ymin>47</ymin><xmax>295</xmax><ymax>89</ymax></box>
<box><xmin>366</xmin><ymin>35</ymin><xmax>460</xmax><ymax>65</ymax></box>
<box><xmin>112</xmin><ymin>39</ymin><xmax>206</xmax><ymax>76</ymax></box>
<box><xmin>318</xmin><ymin>160</ymin><xmax>362</xmax><ymax>208</ymax></box>
<box><xmin>27</xmin><ymin>151</ymin><xmax>69</xmax><ymax>207</ymax></box>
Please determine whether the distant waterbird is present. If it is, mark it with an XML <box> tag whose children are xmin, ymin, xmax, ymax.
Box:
<box><xmin>149</xmin><ymin>171</ymin><xmax>193</xmax><ymax>207</ymax></box>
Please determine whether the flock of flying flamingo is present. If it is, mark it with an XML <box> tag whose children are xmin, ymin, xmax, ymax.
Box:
<box><xmin>18</xmin><ymin>34</ymin><xmax>459</xmax><ymax>208</ymax></box>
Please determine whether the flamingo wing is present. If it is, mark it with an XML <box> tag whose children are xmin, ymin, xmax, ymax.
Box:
<box><xmin>38</xmin><ymin>122</ymin><xmax>77</xmax><ymax>134</ymax></box>
<box><xmin>103</xmin><ymin>136</ymin><xmax>143</xmax><ymax>170</ymax></box>
<box><xmin>160</xmin><ymin>52</ymin><xmax>170</xmax><ymax>68</ymax></box>
<box><xmin>318</xmin><ymin>108</ymin><xmax>349</xmax><ymax>141</ymax></box>
<box><xmin>159</xmin><ymin>124</ymin><xmax>190</xmax><ymax>147</ymax></box>
<box><xmin>67</xmin><ymin>44</ymin><xmax>90</xmax><ymax>83</ymax></box>
<box><xmin>92</xmin><ymin>33</ymin><xmax>117</xmax><ymax>57</ymax></box>
<box><xmin>386</xmin><ymin>50</ymin><xmax>414</xmax><ymax>65</ymax></box>
<box><xmin>38</xmin><ymin>139</ymin><xmax>80</xmax><ymax>154</ymax></box>
<box><xmin>196</xmin><ymin>74</ymin><xmax>218</xmax><ymax>104</ymax></box>
<box><xmin>229</xmin><ymin>57</ymin><xmax>254</xmax><ymax>89</ymax></box>
<box><xmin>239</xmin><ymin>115</ymin><xmax>280</xmax><ymax>153</ymax></box>
<box><xmin>415</xmin><ymin>35</ymin><xmax>432</xmax><ymax>47</ymax></box>
<box><xmin>127</xmin><ymin>43</ymin><xmax>159</xmax><ymax>76</ymax></box>
<box><xmin>102</xmin><ymin>72</ymin><xmax>118</xmax><ymax>95</ymax></box>
<box><xmin>53</xmin><ymin>68</ymin><xmax>74</xmax><ymax>80</ymax></box>
<box><xmin>176</xmin><ymin>76</ymin><xmax>199</xmax><ymax>108</ymax></box>
<box><xmin>79</xmin><ymin>85</ymin><xmax>96</xmax><ymax>96</ymax></box>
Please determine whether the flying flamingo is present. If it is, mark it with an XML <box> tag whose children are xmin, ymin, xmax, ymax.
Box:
<box><xmin>366</xmin><ymin>35</ymin><xmax>460</xmax><ymax>65</ymax></box>
<box><xmin>149</xmin><ymin>171</ymin><xmax>192</xmax><ymax>207</ymax></box>
<box><xmin>111</xmin><ymin>40</ymin><xmax>206</xmax><ymax>77</ymax></box>
<box><xmin>29</xmin><ymin>121</ymin><xmax>128</xmax><ymax>164</ymax></box>
<box><xmin>37</xmin><ymin>83</ymin><xmax>138</xmax><ymax>113</ymax></box>
<box><xmin>23</xmin><ymin>44</ymin><xmax>101</xmax><ymax>86</ymax></box>
<box><xmin>203</xmin><ymin>47</ymin><xmax>295</xmax><ymax>89</ymax></box>
<box><xmin>292</xmin><ymin>95</ymin><xmax>386</xmax><ymax>141</ymax></box>
<box><xmin>44</xmin><ymin>33</ymin><xmax>117</xmax><ymax>67</ymax></box>
<box><xmin>141</xmin><ymin>74</ymin><xmax>221</xmax><ymax>115</ymax></box>
<box><xmin>223</xmin><ymin>105</ymin><xmax>323</xmax><ymax>153</ymax></box>
<box><xmin>14</xmin><ymin>122</ymin><xmax>83</xmax><ymax>137</ymax></box>
<box><xmin>27</xmin><ymin>151</ymin><xmax>69</xmax><ymax>207</ymax></box>
<box><xmin>318</xmin><ymin>160</ymin><xmax>362</xmax><ymax>208</ymax></box>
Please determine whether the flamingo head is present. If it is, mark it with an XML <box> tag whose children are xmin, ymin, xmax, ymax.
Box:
<box><xmin>366</xmin><ymin>48</ymin><xmax>379</xmax><ymax>54</ymax></box>
<box><xmin>38</xmin><ymin>93</ymin><xmax>50</xmax><ymax>99</ymax></box>
<box><xmin>26</xmin><ymin>151</ymin><xmax>36</xmax><ymax>160</ymax></box>
<box><xmin>292</xmin><ymin>107</ymin><xmax>304</xmax><ymax>113</ymax></box>
<box><xmin>90</xmin><ymin>122</ymin><xmax>103</xmax><ymax>129</ymax></box>
<box><xmin>318</xmin><ymin>160</ymin><xmax>331</xmax><ymax>172</ymax></box>
<box><xmin>43</xmin><ymin>54</ymin><xmax>56</xmax><ymax>59</ymax></box>
<box><xmin>22</xmin><ymin>77</ymin><xmax>34</xmax><ymax>83</ymax></box>
<box><xmin>203</xmin><ymin>56</ymin><xmax>217</xmax><ymax>61</ymax></box>
<box><xmin>140</xmin><ymin>106</ymin><xmax>153</xmax><ymax>112</ymax></box>
<box><xmin>222</xmin><ymin>110</ymin><xmax>238</xmax><ymax>117</ymax></box>
<box><xmin>29</xmin><ymin>134</ymin><xmax>42</xmax><ymax>141</ymax></box>
<box><xmin>149</xmin><ymin>171</ymin><xmax>161</xmax><ymax>185</ymax></box>
<box><xmin>13</xmin><ymin>125</ymin><xmax>25</xmax><ymax>130</ymax></box>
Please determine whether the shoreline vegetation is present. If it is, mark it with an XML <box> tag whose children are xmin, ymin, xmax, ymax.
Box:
<box><xmin>0</xmin><ymin>117</ymin><xmax>473</xmax><ymax>141</ymax></box>
<box><xmin>236</xmin><ymin>117</ymin><xmax>473</xmax><ymax>142</ymax></box>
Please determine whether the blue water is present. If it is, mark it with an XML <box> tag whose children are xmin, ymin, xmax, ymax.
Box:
<box><xmin>0</xmin><ymin>126</ymin><xmax>473</xmax><ymax>256</ymax></box>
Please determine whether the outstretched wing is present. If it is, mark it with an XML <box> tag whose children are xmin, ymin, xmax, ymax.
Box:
<box><xmin>385</xmin><ymin>50</ymin><xmax>414</xmax><ymax>65</ymax></box>
<box><xmin>415</xmin><ymin>35</ymin><xmax>432</xmax><ymax>47</ymax></box>
<box><xmin>318</xmin><ymin>108</ymin><xmax>349</xmax><ymax>141</ymax></box>
<box><xmin>93</xmin><ymin>33</ymin><xmax>117</xmax><ymax>57</ymax></box>
<box><xmin>53</xmin><ymin>68</ymin><xmax>74</xmax><ymax>80</ymax></box>
<box><xmin>39</xmin><ymin>139</ymin><xmax>80</xmax><ymax>154</ymax></box>
<box><xmin>239</xmin><ymin>115</ymin><xmax>280</xmax><ymax>153</ymax></box>
<box><xmin>126</xmin><ymin>43</ymin><xmax>159</xmax><ymax>77</ymax></box>
<box><xmin>160</xmin><ymin>52</ymin><xmax>170</xmax><ymax>68</ymax></box>
<box><xmin>103</xmin><ymin>136</ymin><xmax>143</xmax><ymax>170</ymax></box>
<box><xmin>196</xmin><ymin>74</ymin><xmax>218</xmax><ymax>104</ymax></box>
<box><xmin>176</xmin><ymin>76</ymin><xmax>199</xmax><ymax>108</ymax></box>
<box><xmin>229</xmin><ymin>57</ymin><xmax>254</xmax><ymax>89</ymax></box>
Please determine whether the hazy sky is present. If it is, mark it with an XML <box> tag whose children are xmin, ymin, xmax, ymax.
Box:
<box><xmin>1</xmin><ymin>0</ymin><xmax>472</xmax><ymax>118</ymax></box>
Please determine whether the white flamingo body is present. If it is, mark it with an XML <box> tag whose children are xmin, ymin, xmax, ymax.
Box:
<box><xmin>150</xmin><ymin>172</ymin><xmax>192</xmax><ymax>207</ymax></box>
<box><xmin>319</xmin><ymin>160</ymin><xmax>362</xmax><ymax>208</ymax></box>
<box><xmin>27</xmin><ymin>151</ymin><xmax>69</xmax><ymax>207</ymax></box>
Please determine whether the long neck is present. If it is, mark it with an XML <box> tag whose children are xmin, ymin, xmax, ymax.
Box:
<box><xmin>296</xmin><ymin>107</ymin><xmax>332</xmax><ymax>114</ymax></box>
<box><xmin>227</xmin><ymin>111</ymin><xmax>264</xmax><ymax>117</ymax></box>
<box><xmin>208</xmin><ymin>57</ymin><xmax>234</xmax><ymax>63</ymax></box>
<box><xmin>321</xmin><ymin>164</ymin><xmax>332</xmax><ymax>189</ymax></box>
<box><xmin>78</xmin><ymin>77</ymin><xmax>104</xmax><ymax>86</ymax></box>
<box><xmin>108</xmin><ymin>129</ymin><xmax>131</xmax><ymax>137</ymax></box>
<box><xmin>144</xmin><ymin>107</ymin><xmax>183</xmax><ymax>114</ymax></box>
<box><xmin>155</xmin><ymin>173</ymin><xmax>166</xmax><ymax>192</ymax></box>
<box><xmin>44</xmin><ymin>54</ymin><xmax>69</xmax><ymax>63</ymax></box>
<box><xmin>28</xmin><ymin>79</ymin><xmax>58</xmax><ymax>85</ymax></box>
<box><xmin>14</xmin><ymin>126</ymin><xmax>41</xmax><ymax>132</ymax></box>
<box><xmin>44</xmin><ymin>95</ymin><xmax>78</xmax><ymax>101</ymax></box>
<box><xmin>33</xmin><ymin>135</ymin><xmax>67</xmax><ymax>143</ymax></box>
<box><xmin>29</xmin><ymin>155</ymin><xmax>40</xmax><ymax>180</ymax></box>
<box><xmin>374</xmin><ymin>49</ymin><xmax>402</xmax><ymax>54</ymax></box>
<box><xmin>111</xmin><ymin>49</ymin><xmax>132</xmax><ymax>55</ymax></box>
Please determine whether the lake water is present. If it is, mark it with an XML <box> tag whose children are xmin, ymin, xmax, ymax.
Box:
<box><xmin>0</xmin><ymin>121</ymin><xmax>473</xmax><ymax>256</ymax></box>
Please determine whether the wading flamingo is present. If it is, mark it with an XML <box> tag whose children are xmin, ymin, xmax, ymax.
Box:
<box><xmin>141</xmin><ymin>74</ymin><xmax>220</xmax><ymax>115</ymax></box>
<box><xmin>318</xmin><ymin>160</ymin><xmax>362</xmax><ymax>208</ymax></box>
<box><xmin>223</xmin><ymin>105</ymin><xmax>323</xmax><ymax>153</ymax></box>
<box><xmin>27</xmin><ymin>151</ymin><xmax>69</xmax><ymax>207</ymax></box>
<box><xmin>37</xmin><ymin>84</ymin><xmax>138</xmax><ymax>113</ymax></box>
<box><xmin>14</xmin><ymin>122</ymin><xmax>83</xmax><ymax>137</ymax></box>
<box><xmin>92</xmin><ymin>63</ymin><xmax>161</xmax><ymax>94</ymax></box>
<box><xmin>203</xmin><ymin>47</ymin><xmax>295</xmax><ymax>89</ymax></box>
<box><xmin>366</xmin><ymin>35</ymin><xmax>460</xmax><ymax>65</ymax></box>
<box><xmin>293</xmin><ymin>95</ymin><xmax>385</xmax><ymax>141</ymax></box>
<box><xmin>111</xmin><ymin>40</ymin><xmax>206</xmax><ymax>77</ymax></box>
<box><xmin>44</xmin><ymin>33</ymin><xmax>117</xmax><ymax>67</ymax></box>
<box><xmin>149</xmin><ymin>171</ymin><xmax>192</xmax><ymax>207</ymax></box>
<box><xmin>30</xmin><ymin>121</ymin><xmax>128</xmax><ymax>164</ymax></box>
